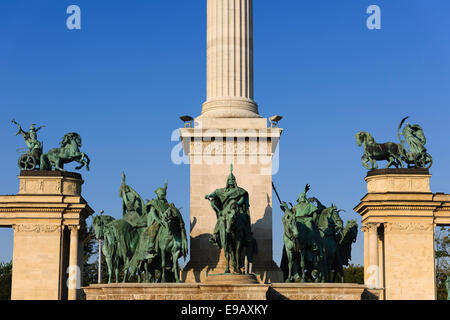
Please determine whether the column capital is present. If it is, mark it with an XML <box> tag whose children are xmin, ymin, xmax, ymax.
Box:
<box><xmin>362</xmin><ymin>223</ymin><xmax>381</xmax><ymax>233</ymax></box>
<box><xmin>68</xmin><ymin>225</ymin><xmax>81</xmax><ymax>232</ymax></box>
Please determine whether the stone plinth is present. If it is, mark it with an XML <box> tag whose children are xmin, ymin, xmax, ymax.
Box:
<box><xmin>267</xmin><ymin>283</ymin><xmax>367</xmax><ymax>300</ymax></box>
<box><xmin>180</xmin><ymin>118</ymin><xmax>283</xmax><ymax>284</ymax></box>
<box><xmin>354</xmin><ymin>168</ymin><xmax>450</xmax><ymax>300</ymax></box>
<box><xmin>204</xmin><ymin>273</ymin><xmax>259</xmax><ymax>284</ymax></box>
<box><xmin>0</xmin><ymin>171</ymin><xmax>94</xmax><ymax>300</ymax></box>
<box><xmin>83</xmin><ymin>283</ymin><xmax>371</xmax><ymax>300</ymax></box>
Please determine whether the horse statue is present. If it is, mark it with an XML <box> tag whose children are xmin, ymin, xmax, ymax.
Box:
<box><xmin>224</xmin><ymin>199</ymin><xmax>248</xmax><ymax>274</ymax></box>
<box><xmin>281</xmin><ymin>203</ymin><xmax>301</xmax><ymax>282</ymax></box>
<box><xmin>280</xmin><ymin>201</ymin><xmax>327</xmax><ymax>283</ymax></box>
<box><xmin>92</xmin><ymin>214</ymin><xmax>139</xmax><ymax>283</ymax></box>
<box><xmin>316</xmin><ymin>204</ymin><xmax>345</xmax><ymax>282</ymax></box>
<box><xmin>331</xmin><ymin>219</ymin><xmax>358</xmax><ymax>282</ymax></box>
<box><xmin>157</xmin><ymin>204</ymin><xmax>188</xmax><ymax>283</ymax></box>
<box><xmin>40</xmin><ymin>132</ymin><xmax>90</xmax><ymax>171</ymax></box>
<box><xmin>205</xmin><ymin>164</ymin><xmax>253</xmax><ymax>274</ymax></box>
<box><xmin>356</xmin><ymin>131</ymin><xmax>404</xmax><ymax>170</ymax></box>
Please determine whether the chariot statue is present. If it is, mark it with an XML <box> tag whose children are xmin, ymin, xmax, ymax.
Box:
<box><xmin>12</xmin><ymin>120</ymin><xmax>44</xmax><ymax>170</ymax></box>
<box><xmin>12</xmin><ymin>120</ymin><xmax>90</xmax><ymax>172</ymax></box>
<box><xmin>356</xmin><ymin>116</ymin><xmax>432</xmax><ymax>170</ymax></box>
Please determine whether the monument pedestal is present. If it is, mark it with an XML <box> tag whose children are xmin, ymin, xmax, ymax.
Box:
<box><xmin>354</xmin><ymin>169</ymin><xmax>450</xmax><ymax>300</ymax></box>
<box><xmin>0</xmin><ymin>171</ymin><xmax>94</xmax><ymax>300</ymax></box>
<box><xmin>83</xmin><ymin>283</ymin><xmax>371</xmax><ymax>300</ymax></box>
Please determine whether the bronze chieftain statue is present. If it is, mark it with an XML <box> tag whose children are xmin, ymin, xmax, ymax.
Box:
<box><xmin>356</xmin><ymin>116</ymin><xmax>432</xmax><ymax>170</ymax></box>
<box><xmin>92</xmin><ymin>174</ymin><xmax>188</xmax><ymax>283</ymax></box>
<box><xmin>205</xmin><ymin>164</ymin><xmax>255</xmax><ymax>274</ymax></box>
<box><xmin>276</xmin><ymin>183</ymin><xmax>358</xmax><ymax>283</ymax></box>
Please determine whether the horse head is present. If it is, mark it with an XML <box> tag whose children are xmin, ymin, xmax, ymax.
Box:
<box><xmin>92</xmin><ymin>215</ymin><xmax>115</xmax><ymax>240</ymax></box>
<box><xmin>355</xmin><ymin>131</ymin><xmax>368</xmax><ymax>147</ymax></box>
<box><xmin>343</xmin><ymin>220</ymin><xmax>358</xmax><ymax>244</ymax></box>
<box><xmin>60</xmin><ymin>132</ymin><xmax>82</xmax><ymax>149</ymax></box>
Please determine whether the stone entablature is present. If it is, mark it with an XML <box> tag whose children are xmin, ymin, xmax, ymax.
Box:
<box><xmin>354</xmin><ymin>168</ymin><xmax>450</xmax><ymax>300</ymax></box>
<box><xmin>0</xmin><ymin>171</ymin><xmax>94</xmax><ymax>300</ymax></box>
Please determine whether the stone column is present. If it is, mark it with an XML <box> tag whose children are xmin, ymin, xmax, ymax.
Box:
<box><xmin>68</xmin><ymin>225</ymin><xmax>80</xmax><ymax>300</ymax></box>
<box><xmin>365</xmin><ymin>223</ymin><xmax>380</xmax><ymax>289</ymax></box>
<box><xmin>201</xmin><ymin>0</ymin><xmax>260</xmax><ymax>118</ymax></box>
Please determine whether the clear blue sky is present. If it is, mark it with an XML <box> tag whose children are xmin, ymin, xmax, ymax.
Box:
<box><xmin>1</xmin><ymin>0</ymin><xmax>449</xmax><ymax>267</ymax></box>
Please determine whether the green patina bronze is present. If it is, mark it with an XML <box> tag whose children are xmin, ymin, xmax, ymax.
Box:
<box><xmin>356</xmin><ymin>116</ymin><xmax>432</xmax><ymax>170</ymax></box>
<box><xmin>92</xmin><ymin>173</ymin><xmax>188</xmax><ymax>283</ymax></box>
<box><xmin>278</xmin><ymin>184</ymin><xmax>358</xmax><ymax>283</ymax></box>
<box><xmin>12</xmin><ymin>119</ymin><xmax>90</xmax><ymax>172</ymax></box>
<box><xmin>205</xmin><ymin>164</ymin><xmax>255</xmax><ymax>274</ymax></box>
<box><xmin>12</xmin><ymin>119</ymin><xmax>44</xmax><ymax>170</ymax></box>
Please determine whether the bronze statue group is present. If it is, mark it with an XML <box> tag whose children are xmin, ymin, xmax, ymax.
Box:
<box><xmin>276</xmin><ymin>184</ymin><xmax>358</xmax><ymax>283</ymax></box>
<box><xmin>10</xmin><ymin>116</ymin><xmax>433</xmax><ymax>284</ymax></box>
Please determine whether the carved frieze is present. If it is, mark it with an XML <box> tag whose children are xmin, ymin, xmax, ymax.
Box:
<box><xmin>12</xmin><ymin>224</ymin><xmax>62</xmax><ymax>234</ymax></box>
<box><xmin>385</xmin><ymin>222</ymin><xmax>433</xmax><ymax>232</ymax></box>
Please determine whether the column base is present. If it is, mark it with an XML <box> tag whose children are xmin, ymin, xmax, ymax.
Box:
<box><xmin>200</xmin><ymin>98</ymin><xmax>261</xmax><ymax>118</ymax></box>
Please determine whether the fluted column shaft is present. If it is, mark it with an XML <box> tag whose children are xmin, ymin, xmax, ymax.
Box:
<box><xmin>201</xmin><ymin>0</ymin><xmax>260</xmax><ymax>118</ymax></box>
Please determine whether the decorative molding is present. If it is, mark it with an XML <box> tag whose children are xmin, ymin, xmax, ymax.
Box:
<box><xmin>12</xmin><ymin>224</ymin><xmax>62</xmax><ymax>234</ymax></box>
<box><xmin>385</xmin><ymin>222</ymin><xmax>433</xmax><ymax>232</ymax></box>
<box><xmin>362</xmin><ymin>223</ymin><xmax>380</xmax><ymax>233</ymax></box>
<box><xmin>0</xmin><ymin>208</ymin><xmax>63</xmax><ymax>213</ymax></box>
<box><xmin>361</xmin><ymin>205</ymin><xmax>437</xmax><ymax>211</ymax></box>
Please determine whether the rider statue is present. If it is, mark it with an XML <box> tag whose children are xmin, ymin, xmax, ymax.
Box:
<box><xmin>287</xmin><ymin>184</ymin><xmax>323</xmax><ymax>273</ymax></box>
<box><xmin>206</xmin><ymin>165</ymin><xmax>252</xmax><ymax>250</ymax></box>
<box><xmin>132</xmin><ymin>180</ymin><xmax>188</xmax><ymax>268</ymax></box>
<box><xmin>119</xmin><ymin>172</ymin><xmax>147</xmax><ymax>228</ymax></box>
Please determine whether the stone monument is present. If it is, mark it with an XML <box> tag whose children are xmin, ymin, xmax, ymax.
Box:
<box><xmin>354</xmin><ymin>120</ymin><xmax>450</xmax><ymax>300</ymax></box>
<box><xmin>180</xmin><ymin>0</ymin><xmax>283</xmax><ymax>283</ymax></box>
<box><xmin>0</xmin><ymin>123</ymin><xmax>93</xmax><ymax>300</ymax></box>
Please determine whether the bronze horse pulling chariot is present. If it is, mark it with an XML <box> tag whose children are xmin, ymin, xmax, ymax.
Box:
<box><xmin>356</xmin><ymin>117</ymin><xmax>432</xmax><ymax>170</ymax></box>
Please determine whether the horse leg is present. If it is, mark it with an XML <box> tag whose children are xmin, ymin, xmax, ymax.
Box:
<box><xmin>106</xmin><ymin>257</ymin><xmax>112</xmax><ymax>284</ymax></box>
<box><xmin>172</xmin><ymin>248</ymin><xmax>181</xmax><ymax>283</ymax></box>
<box><xmin>122</xmin><ymin>258</ymin><xmax>128</xmax><ymax>283</ymax></box>
<box><xmin>224</xmin><ymin>249</ymin><xmax>231</xmax><ymax>274</ymax></box>
<box><xmin>234</xmin><ymin>241</ymin><xmax>242</xmax><ymax>274</ymax></box>
<box><xmin>362</xmin><ymin>155</ymin><xmax>371</xmax><ymax>170</ymax></box>
<box><xmin>286</xmin><ymin>249</ymin><xmax>293</xmax><ymax>283</ymax></box>
<box><xmin>161</xmin><ymin>251</ymin><xmax>167</xmax><ymax>282</ymax></box>
<box><xmin>299</xmin><ymin>252</ymin><xmax>306</xmax><ymax>283</ymax></box>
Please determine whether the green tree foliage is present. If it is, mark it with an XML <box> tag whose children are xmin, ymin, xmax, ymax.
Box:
<box><xmin>342</xmin><ymin>264</ymin><xmax>364</xmax><ymax>284</ymax></box>
<box><xmin>435</xmin><ymin>227</ymin><xmax>449</xmax><ymax>300</ymax></box>
<box><xmin>0</xmin><ymin>261</ymin><xmax>12</xmax><ymax>300</ymax></box>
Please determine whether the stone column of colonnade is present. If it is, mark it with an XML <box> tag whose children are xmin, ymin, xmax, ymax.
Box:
<box><xmin>364</xmin><ymin>223</ymin><xmax>381</xmax><ymax>289</ymax></box>
<box><xmin>201</xmin><ymin>0</ymin><xmax>260</xmax><ymax>118</ymax></box>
